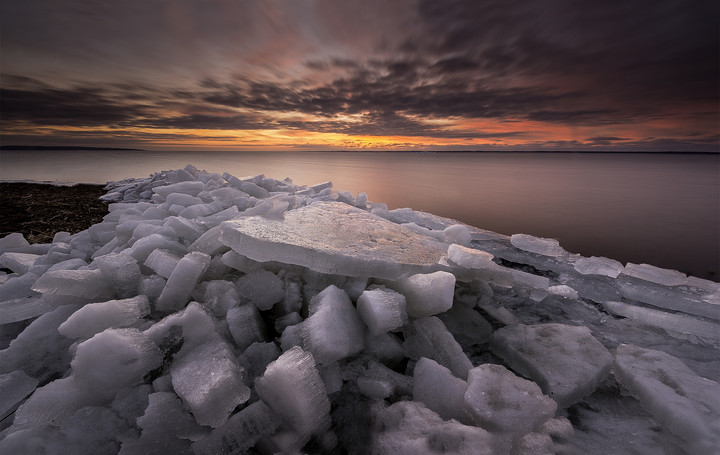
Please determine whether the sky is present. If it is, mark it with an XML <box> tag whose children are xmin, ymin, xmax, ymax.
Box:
<box><xmin>1</xmin><ymin>0</ymin><xmax>718</xmax><ymax>152</ymax></box>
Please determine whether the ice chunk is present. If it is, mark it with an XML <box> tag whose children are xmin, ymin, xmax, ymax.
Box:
<box><xmin>0</xmin><ymin>295</ymin><xmax>56</xmax><ymax>324</ymax></box>
<box><xmin>403</xmin><ymin>317</ymin><xmax>473</xmax><ymax>380</ymax></box>
<box><xmin>165</xmin><ymin>192</ymin><xmax>203</xmax><ymax>207</ymax></box>
<box><xmin>573</xmin><ymin>256</ymin><xmax>624</xmax><ymax>278</ymax></box>
<box><xmin>603</xmin><ymin>300</ymin><xmax>720</xmax><ymax>345</ymax></box>
<box><xmin>163</xmin><ymin>216</ymin><xmax>205</xmax><ymax>242</ymax></box>
<box><xmin>437</xmin><ymin>303</ymin><xmax>493</xmax><ymax>346</ymax></box>
<box><xmin>152</xmin><ymin>181</ymin><xmax>205</xmax><ymax>199</ymax></box>
<box><xmin>12</xmin><ymin>376</ymin><xmax>98</xmax><ymax>428</ymax></box>
<box><xmin>72</xmin><ymin>328</ymin><xmax>162</xmax><ymax>401</ymax></box>
<box><xmin>59</xmin><ymin>405</ymin><xmax>130</xmax><ymax>454</ymax></box>
<box><xmin>302</xmin><ymin>285</ymin><xmax>365</xmax><ymax>365</ymax></box>
<box><xmin>511</xmin><ymin>269</ymin><xmax>550</xmax><ymax>290</ymax></box>
<box><xmin>356</xmin><ymin>287</ymin><xmax>408</xmax><ymax>336</ymax></box>
<box><xmin>255</xmin><ymin>346</ymin><xmax>331</xmax><ymax>436</ymax></box>
<box><xmin>143</xmin><ymin>248</ymin><xmax>182</xmax><ymax>278</ymax></box>
<box><xmin>237</xmin><ymin>268</ymin><xmax>284</xmax><ymax>311</ymax></box>
<box><xmin>32</xmin><ymin>268</ymin><xmax>114</xmax><ymax>299</ymax></box>
<box><xmin>548</xmin><ymin>284</ymin><xmax>579</xmax><ymax>300</ymax></box>
<box><xmin>226</xmin><ymin>304</ymin><xmax>266</xmax><ymax>351</ymax></box>
<box><xmin>413</xmin><ymin>357</ymin><xmax>469</xmax><ymax>423</ymax></box>
<box><xmin>92</xmin><ymin>252</ymin><xmax>141</xmax><ymax>298</ymax></box>
<box><xmin>618</xmin><ymin>278</ymin><xmax>720</xmax><ymax>321</ymax></box>
<box><xmin>202</xmin><ymin>279</ymin><xmax>240</xmax><ymax>317</ymax></box>
<box><xmin>447</xmin><ymin>243</ymin><xmax>494</xmax><ymax>269</ymax></box>
<box><xmin>241</xmin><ymin>181</ymin><xmax>270</xmax><ymax>199</ymax></box>
<box><xmin>510</xmin><ymin>233</ymin><xmax>566</xmax><ymax>257</ymax></box>
<box><xmin>0</xmin><ymin>252</ymin><xmax>40</xmax><ymax>275</ymax></box>
<box><xmin>444</xmin><ymin>224</ymin><xmax>471</xmax><ymax>246</ymax></box>
<box><xmin>365</xmin><ymin>332</ymin><xmax>405</xmax><ymax>367</ymax></box>
<box><xmin>135</xmin><ymin>391</ymin><xmax>205</xmax><ymax>442</ymax></box>
<box><xmin>188</xmin><ymin>225</ymin><xmax>229</xmax><ymax>256</ymax></box>
<box><xmin>238</xmin><ymin>341</ymin><xmax>281</xmax><ymax>379</ymax></box>
<box><xmin>220</xmin><ymin>201</ymin><xmax>449</xmax><ymax>280</ymax></box>
<box><xmin>125</xmin><ymin>233</ymin><xmax>187</xmax><ymax>263</ymax></box>
<box><xmin>191</xmin><ymin>400</ymin><xmax>280</xmax><ymax>455</ymax></box>
<box><xmin>0</xmin><ymin>232</ymin><xmax>30</xmax><ymax>252</ymax></box>
<box><xmin>614</xmin><ymin>344</ymin><xmax>720</xmax><ymax>454</ymax></box>
<box><xmin>0</xmin><ymin>370</ymin><xmax>39</xmax><ymax>420</ymax></box>
<box><xmin>58</xmin><ymin>296</ymin><xmax>151</xmax><ymax>339</ymax></box>
<box><xmin>390</xmin><ymin>271</ymin><xmax>455</xmax><ymax>318</ymax></box>
<box><xmin>170</xmin><ymin>340</ymin><xmax>250</xmax><ymax>428</ymax></box>
<box><xmin>371</xmin><ymin>401</ymin><xmax>494</xmax><ymax>455</ymax></box>
<box><xmin>155</xmin><ymin>251</ymin><xmax>211</xmax><ymax>313</ymax></box>
<box><xmin>490</xmin><ymin>323</ymin><xmax>613</xmax><ymax>408</ymax></box>
<box><xmin>621</xmin><ymin>263</ymin><xmax>688</xmax><ymax>286</ymax></box>
<box><xmin>464</xmin><ymin>364</ymin><xmax>557</xmax><ymax>440</ymax></box>
<box><xmin>144</xmin><ymin>302</ymin><xmax>219</xmax><ymax>360</ymax></box>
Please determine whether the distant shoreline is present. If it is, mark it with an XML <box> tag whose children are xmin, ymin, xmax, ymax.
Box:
<box><xmin>0</xmin><ymin>145</ymin><xmax>145</xmax><ymax>151</ymax></box>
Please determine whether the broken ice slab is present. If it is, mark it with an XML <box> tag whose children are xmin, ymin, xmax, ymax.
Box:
<box><xmin>191</xmin><ymin>400</ymin><xmax>280</xmax><ymax>455</ymax></box>
<box><xmin>255</xmin><ymin>346</ymin><xmax>331</xmax><ymax>437</ymax></box>
<box><xmin>370</xmin><ymin>400</ymin><xmax>495</xmax><ymax>455</ymax></box>
<box><xmin>143</xmin><ymin>248</ymin><xmax>182</xmax><ymax>278</ymax></box>
<box><xmin>389</xmin><ymin>271</ymin><xmax>455</xmax><ymax>318</ymax></box>
<box><xmin>614</xmin><ymin>344</ymin><xmax>720</xmax><ymax>454</ymax></box>
<box><xmin>226</xmin><ymin>304</ymin><xmax>267</xmax><ymax>351</ymax></box>
<box><xmin>302</xmin><ymin>285</ymin><xmax>365</xmax><ymax>365</ymax></box>
<box><xmin>31</xmin><ymin>269</ymin><xmax>115</xmax><ymax>299</ymax></box>
<box><xmin>0</xmin><ymin>370</ymin><xmax>39</xmax><ymax>421</ymax></box>
<box><xmin>490</xmin><ymin>323</ymin><xmax>613</xmax><ymax>408</ymax></box>
<box><xmin>621</xmin><ymin>262</ymin><xmax>688</xmax><ymax>286</ymax></box>
<box><xmin>170</xmin><ymin>340</ymin><xmax>251</xmax><ymax>428</ymax></box>
<box><xmin>154</xmin><ymin>251</ymin><xmax>211</xmax><ymax>313</ymax></box>
<box><xmin>58</xmin><ymin>296</ymin><xmax>151</xmax><ymax>339</ymax></box>
<box><xmin>618</xmin><ymin>276</ymin><xmax>720</xmax><ymax>321</ymax></box>
<box><xmin>0</xmin><ymin>252</ymin><xmax>41</xmax><ymax>275</ymax></box>
<box><xmin>219</xmin><ymin>201</ymin><xmax>449</xmax><ymax>280</ymax></box>
<box><xmin>510</xmin><ymin>233</ymin><xmax>567</xmax><ymax>257</ymax></box>
<box><xmin>413</xmin><ymin>357</ymin><xmax>469</xmax><ymax>424</ymax></box>
<box><xmin>151</xmin><ymin>180</ymin><xmax>205</xmax><ymax>199</ymax></box>
<box><xmin>236</xmin><ymin>268</ymin><xmax>284</xmax><ymax>311</ymax></box>
<box><xmin>604</xmin><ymin>301</ymin><xmax>720</xmax><ymax>346</ymax></box>
<box><xmin>92</xmin><ymin>252</ymin><xmax>141</xmax><ymax>298</ymax></box>
<box><xmin>135</xmin><ymin>391</ymin><xmax>206</xmax><ymax>442</ymax></box>
<box><xmin>403</xmin><ymin>316</ymin><xmax>473</xmax><ymax>380</ymax></box>
<box><xmin>464</xmin><ymin>364</ymin><xmax>557</xmax><ymax>442</ymax></box>
<box><xmin>573</xmin><ymin>256</ymin><xmax>624</xmax><ymax>278</ymax></box>
<box><xmin>357</xmin><ymin>287</ymin><xmax>408</xmax><ymax>336</ymax></box>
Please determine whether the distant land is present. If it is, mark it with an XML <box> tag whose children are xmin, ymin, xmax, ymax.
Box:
<box><xmin>1</xmin><ymin>145</ymin><xmax>145</xmax><ymax>151</ymax></box>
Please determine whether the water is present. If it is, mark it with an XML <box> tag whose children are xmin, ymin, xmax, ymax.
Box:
<box><xmin>1</xmin><ymin>150</ymin><xmax>718</xmax><ymax>280</ymax></box>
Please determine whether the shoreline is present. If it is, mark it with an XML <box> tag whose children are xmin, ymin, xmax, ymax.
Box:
<box><xmin>0</xmin><ymin>182</ymin><xmax>108</xmax><ymax>244</ymax></box>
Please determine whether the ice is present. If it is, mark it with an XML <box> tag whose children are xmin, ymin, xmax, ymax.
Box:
<box><xmin>236</xmin><ymin>268</ymin><xmax>284</xmax><ymax>310</ymax></box>
<box><xmin>621</xmin><ymin>262</ymin><xmax>688</xmax><ymax>286</ymax></box>
<box><xmin>403</xmin><ymin>317</ymin><xmax>473</xmax><ymax>380</ymax></box>
<box><xmin>170</xmin><ymin>340</ymin><xmax>250</xmax><ymax>428</ymax></box>
<box><xmin>618</xmin><ymin>277</ymin><xmax>720</xmax><ymax>321</ymax></box>
<box><xmin>413</xmin><ymin>357</ymin><xmax>469</xmax><ymax>423</ymax></box>
<box><xmin>191</xmin><ymin>400</ymin><xmax>280</xmax><ymax>455</ymax></box>
<box><xmin>32</xmin><ymin>268</ymin><xmax>115</xmax><ymax>299</ymax></box>
<box><xmin>370</xmin><ymin>401</ymin><xmax>494</xmax><ymax>455</ymax></box>
<box><xmin>510</xmin><ymin>233</ymin><xmax>566</xmax><ymax>257</ymax></box>
<box><xmin>144</xmin><ymin>302</ymin><xmax>218</xmax><ymax>359</ymax></box>
<box><xmin>464</xmin><ymin>364</ymin><xmax>557</xmax><ymax>444</ymax></box>
<box><xmin>490</xmin><ymin>323</ymin><xmax>613</xmax><ymax>408</ymax></box>
<box><xmin>59</xmin><ymin>405</ymin><xmax>130</xmax><ymax>455</ymax></box>
<box><xmin>226</xmin><ymin>304</ymin><xmax>266</xmax><ymax>351</ymax></box>
<box><xmin>0</xmin><ymin>370</ymin><xmax>38</xmax><ymax>421</ymax></box>
<box><xmin>356</xmin><ymin>287</ymin><xmax>408</xmax><ymax>336</ymax></box>
<box><xmin>71</xmin><ymin>328</ymin><xmax>163</xmax><ymax>401</ymax></box>
<box><xmin>220</xmin><ymin>201</ymin><xmax>449</xmax><ymax>280</ymax></box>
<box><xmin>302</xmin><ymin>285</ymin><xmax>365</xmax><ymax>365</ymax></box>
<box><xmin>240</xmin><ymin>180</ymin><xmax>270</xmax><ymax>199</ymax></box>
<box><xmin>143</xmin><ymin>248</ymin><xmax>182</xmax><ymax>278</ymax></box>
<box><xmin>163</xmin><ymin>216</ymin><xmax>204</xmax><ymax>242</ymax></box>
<box><xmin>92</xmin><ymin>252</ymin><xmax>141</xmax><ymax>298</ymax></box>
<box><xmin>237</xmin><ymin>341</ymin><xmax>281</xmax><ymax>379</ymax></box>
<box><xmin>0</xmin><ymin>252</ymin><xmax>40</xmax><ymax>274</ymax></box>
<box><xmin>447</xmin><ymin>243</ymin><xmax>494</xmax><ymax>269</ymax></box>
<box><xmin>437</xmin><ymin>303</ymin><xmax>493</xmax><ymax>346</ymax></box>
<box><xmin>390</xmin><ymin>271</ymin><xmax>455</xmax><ymax>318</ymax></box>
<box><xmin>444</xmin><ymin>224</ymin><xmax>472</xmax><ymax>246</ymax></box>
<box><xmin>548</xmin><ymin>284</ymin><xmax>579</xmax><ymax>300</ymax></box>
<box><xmin>201</xmin><ymin>279</ymin><xmax>239</xmax><ymax>317</ymax></box>
<box><xmin>614</xmin><ymin>344</ymin><xmax>720</xmax><ymax>453</ymax></box>
<box><xmin>188</xmin><ymin>225</ymin><xmax>228</xmax><ymax>256</ymax></box>
<box><xmin>155</xmin><ymin>251</ymin><xmax>211</xmax><ymax>313</ymax></box>
<box><xmin>255</xmin><ymin>346</ymin><xmax>331</xmax><ymax>436</ymax></box>
<box><xmin>11</xmin><ymin>376</ymin><xmax>97</xmax><ymax>428</ymax></box>
<box><xmin>604</xmin><ymin>300</ymin><xmax>720</xmax><ymax>345</ymax></box>
<box><xmin>165</xmin><ymin>192</ymin><xmax>203</xmax><ymax>207</ymax></box>
<box><xmin>125</xmin><ymin>233</ymin><xmax>187</xmax><ymax>263</ymax></box>
<box><xmin>574</xmin><ymin>256</ymin><xmax>624</xmax><ymax>278</ymax></box>
<box><xmin>0</xmin><ymin>232</ymin><xmax>31</xmax><ymax>252</ymax></box>
<box><xmin>58</xmin><ymin>296</ymin><xmax>151</xmax><ymax>339</ymax></box>
<box><xmin>151</xmin><ymin>181</ymin><xmax>205</xmax><ymax>199</ymax></box>
<box><xmin>365</xmin><ymin>332</ymin><xmax>405</xmax><ymax>367</ymax></box>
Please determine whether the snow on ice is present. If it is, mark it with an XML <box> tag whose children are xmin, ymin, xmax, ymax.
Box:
<box><xmin>0</xmin><ymin>164</ymin><xmax>718</xmax><ymax>454</ymax></box>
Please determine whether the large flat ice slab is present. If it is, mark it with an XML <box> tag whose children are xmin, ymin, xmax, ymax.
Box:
<box><xmin>219</xmin><ymin>201</ymin><xmax>448</xmax><ymax>280</ymax></box>
<box><xmin>614</xmin><ymin>344</ymin><xmax>720</xmax><ymax>454</ymax></box>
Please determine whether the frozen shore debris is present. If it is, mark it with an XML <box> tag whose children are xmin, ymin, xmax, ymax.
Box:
<box><xmin>0</xmin><ymin>164</ymin><xmax>718</xmax><ymax>454</ymax></box>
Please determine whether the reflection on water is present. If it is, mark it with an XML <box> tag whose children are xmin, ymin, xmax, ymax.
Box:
<box><xmin>1</xmin><ymin>150</ymin><xmax>718</xmax><ymax>280</ymax></box>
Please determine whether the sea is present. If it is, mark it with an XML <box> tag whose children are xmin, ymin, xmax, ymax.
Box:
<box><xmin>1</xmin><ymin>150</ymin><xmax>718</xmax><ymax>281</ymax></box>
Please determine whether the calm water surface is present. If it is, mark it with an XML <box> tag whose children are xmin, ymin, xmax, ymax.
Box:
<box><xmin>1</xmin><ymin>150</ymin><xmax>718</xmax><ymax>280</ymax></box>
